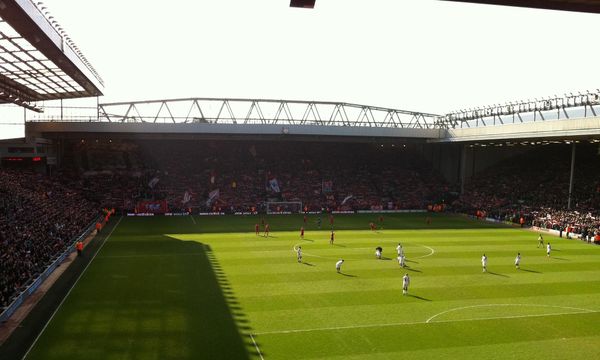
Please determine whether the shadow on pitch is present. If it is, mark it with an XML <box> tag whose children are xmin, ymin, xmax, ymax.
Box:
<box><xmin>175</xmin><ymin>240</ymin><xmax>258</xmax><ymax>359</ymax></box>
<box><xmin>331</xmin><ymin>243</ymin><xmax>346</xmax><ymax>247</ymax></box>
<box><xmin>302</xmin><ymin>262</ymin><xmax>316</xmax><ymax>267</ymax></box>
<box><xmin>488</xmin><ymin>271</ymin><xmax>510</xmax><ymax>278</ymax></box>
<box><xmin>301</xmin><ymin>238</ymin><xmax>315</xmax><ymax>242</ymax></box>
<box><xmin>552</xmin><ymin>257</ymin><xmax>569</xmax><ymax>261</ymax></box>
<box><xmin>31</xmin><ymin>231</ymin><xmax>262</xmax><ymax>360</ymax></box>
<box><xmin>405</xmin><ymin>267</ymin><xmax>422</xmax><ymax>273</ymax></box>
<box><xmin>408</xmin><ymin>294</ymin><xmax>431</xmax><ymax>301</ymax></box>
<box><xmin>202</xmin><ymin>243</ymin><xmax>260</xmax><ymax>359</ymax></box>
<box><xmin>339</xmin><ymin>272</ymin><xmax>357</xmax><ymax>277</ymax></box>
<box><xmin>406</xmin><ymin>259</ymin><xmax>419</xmax><ymax>264</ymax></box>
<box><xmin>519</xmin><ymin>268</ymin><xmax>541</xmax><ymax>273</ymax></box>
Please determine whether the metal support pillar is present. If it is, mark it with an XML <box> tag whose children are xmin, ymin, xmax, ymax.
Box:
<box><xmin>567</xmin><ymin>143</ymin><xmax>576</xmax><ymax>210</ymax></box>
<box><xmin>460</xmin><ymin>144</ymin><xmax>468</xmax><ymax>195</ymax></box>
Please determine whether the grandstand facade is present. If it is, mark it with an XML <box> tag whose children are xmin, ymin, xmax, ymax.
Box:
<box><xmin>5</xmin><ymin>94</ymin><xmax>597</xmax><ymax>216</ymax></box>
<box><xmin>13</xmin><ymin>92</ymin><xmax>600</xmax><ymax>206</ymax></box>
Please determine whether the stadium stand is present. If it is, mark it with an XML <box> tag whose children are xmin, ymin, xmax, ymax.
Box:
<box><xmin>0</xmin><ymin>170</ymin><xmax>98</xmax><ymax>309</ymax></box>
<box><xmin>63</xmin><ymin>140</ymin><xmax>450</xmax><ymax>214</ymax></box>
<box><xmin>454</xmin><ymin>143</ymin><xmax>600</xmax><ymax>238</ymax></box>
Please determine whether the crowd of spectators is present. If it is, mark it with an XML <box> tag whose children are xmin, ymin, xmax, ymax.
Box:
<box><xmin>454</xmin><ymin>143</ymin><xmax>600</xmax><ymax>239</ymax></box>
<box><xmin>0</xmin><ymin>169</ymin><xmax>98</xmax><ymax>310</ymax></box>
<box><xmin>65</xmin><ymin>140</ymin><xmax>450</xmax><ymax>214</ymax></box>
<box><xmin>529</xmin><ymin>209</ymin><xmax>600</xmax><ymax>238</ymax></box>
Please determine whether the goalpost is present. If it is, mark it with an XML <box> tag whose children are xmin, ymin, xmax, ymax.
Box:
<box><xmin>265</xmin><ymin>201</ymin><xmax>303</xmax><ymax>214</ymax></box>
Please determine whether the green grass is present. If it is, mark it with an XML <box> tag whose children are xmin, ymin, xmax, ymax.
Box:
<box><xmin>21</xmin><ymin>213</ymin><xmax>600</xmax><ymax>359</ymax></box>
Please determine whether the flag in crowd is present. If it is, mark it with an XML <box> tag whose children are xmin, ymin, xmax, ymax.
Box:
<box><xmin>341</xmin><ymin>195</ymin><xmax>353</xmax><ymax>205</ymax></box>
<box><xmin>182</xmin><ymin>191</ymin><xmax>192</xmax><ymax>204</ymax></box>
<box><xmin>268</xmin><ymin>178</ymin><xmax>281</xmax><ymax>193</ymax></box>
<box><xmin>206</xmin><ymin>189</ymin><xmax>220</xmax><ymax>206</ymax></box>
<box><xmin>148</xmin><ymin>176</ymin><xmax>160</xmax><ymax>188</ymax></box>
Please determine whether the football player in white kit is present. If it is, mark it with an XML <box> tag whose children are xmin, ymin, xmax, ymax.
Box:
<box><xmin>396</xmin><ymin>243</ymin><xmax>404</xmax><ymax>257</ymax></box>
<box><xmin>481</xmin><ymin>254</ymin><xmax>488</xmax><ymax>272</ymax></box>
<box><xmin>402</xmin><ymin>273</ymin><xmax>410</xmax><ymax>295</ymax></box>
<box><xmin>398</xmin><ymin>253</ymin><xmax>406</xmax><ymax>268</ymax></box>
<box><xmin>336</xmin><ymin>259</ymin><xmax>344</xmax><ymax>273</ymax></box>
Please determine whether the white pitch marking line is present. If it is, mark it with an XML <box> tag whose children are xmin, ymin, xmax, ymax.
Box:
<box><xmin>97</xmin><ymin>253</ymin><xmax>204</xmax><ymax>259</ymax></box>
<box><xmin>250</xmin><ymin>334</ymin><xmax>265</xmax><ymax>360</ymax></box>
<box><xmin>414</xmin><ymin>244</ymin><xmax>435</xmax><ymax>259</ymax></box>
<box><xmin>255</xmin><ymin>309</ymin><xmax>599</xmax><ymax>336</ymax></box>
<box><xmin>256</xmin><ymin>319</ymin><xmax>424</xmax><ymax>335</ymax></box>
<box><xmin>22</xmin><ymin>216</ymin><xmax>123</xmax><ymax>360</ymax></box>
<box><xmin>425</xmin><ymin>303</ymin><xmax>595</xmax><ymax>323</ymax></box>
<box><xmin>190</xmin><ymin>215</ymin><xmax>197</xmax><ymax>225</ymax></box>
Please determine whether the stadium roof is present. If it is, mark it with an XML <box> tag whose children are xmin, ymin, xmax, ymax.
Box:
<box><xmin>0</xmin><ymin>0</ymin><xmax>103</xmax><ymax>111</ymax></box>
<box><xmin>443</xmin><ymin>0</ymin><xmax>600</xmax><ymax>13</ymax></box>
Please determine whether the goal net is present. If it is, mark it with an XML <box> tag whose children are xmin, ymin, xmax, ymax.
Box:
<box><xmin>265</xmin><ymin>201</ymin><xmax>303</xmax><ymax>214</ymax></box>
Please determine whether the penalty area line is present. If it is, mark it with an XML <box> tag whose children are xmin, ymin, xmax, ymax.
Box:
<box><xmin>22</xmin><ymin>216</ymin><xmax>123</xmax><ymax>360</ymax></box>
<box><xmin>254</xmin><ymin>309</ymin><xmax>599</xmax><ymax>336</ymax></box>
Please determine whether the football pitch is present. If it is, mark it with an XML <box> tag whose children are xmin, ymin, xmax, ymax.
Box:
<box><xmin>21</xmin><ymin>213</ymin><xmax>600</xmax><ymax>359</ymax></box>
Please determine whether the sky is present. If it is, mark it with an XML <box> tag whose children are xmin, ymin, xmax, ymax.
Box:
<box><xmin>1</xmin><ymin>0</ymin><xmax>600</xmax><ymax>139</ymax></box>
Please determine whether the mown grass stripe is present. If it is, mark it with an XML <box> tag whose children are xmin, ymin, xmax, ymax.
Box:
<box><xmin>21</xmin><ymin>214</ymin><xmax>600</xmax><ymax>360</ymax></box>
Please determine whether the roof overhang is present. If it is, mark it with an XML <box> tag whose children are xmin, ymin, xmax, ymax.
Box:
<box><xmin>0</xmin><ymin>0</ymin><xmax>103</xmax><ymax>110</ymax></box>
<box><xmin>442</xmin><ymin>0</ymin><xmax>600</xmax><ymax>13</ymax></box>
<box><xmin>25</xmin><ymin>121</ymin><xmax>442</xmax><ymax>143</ymax></box>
